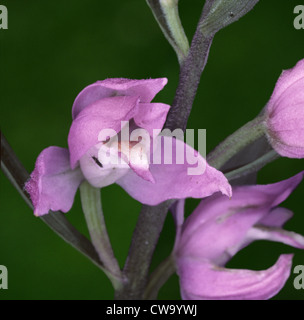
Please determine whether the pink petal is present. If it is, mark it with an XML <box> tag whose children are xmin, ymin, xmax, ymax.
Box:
<box><xmin>134</xmin><ymin>103</ymin><xmax>170</xmax><ymax>137</ymax></box>
<box><xmin>267</xmin><ymin>59</ymin><xmax>304</xmax><ymax>114</ymax></box>
<box><xmin>171</xmin><ymin>199</ymin><xmax>186</xmax><ymax>229</ymax></box>
<box><xmin>265</xmin><ymin>59</ymin><xmax>304</xmax><ymax>158</ymax></box>
<box><xmin>68</xmin><ymin>96</ymin><xmax>140</xmax><ymax>169</ymax></box>
<box><xmin>266</xmin><ymin>84</ymin><xmax>304</xmax><ymax>158</ymax></box>
<box><xmin>126</xmin><ymin>138</ymin><xmax>155</xmax><ymax>183</ymax></box>
<box><xmin>177</xmin><ymin>255</ymin><xmax>293</xmax><ymax>300</ymax></box>
<box><xmin>72</xmin><ymin>78</ymin><xmax>168</xmax><ymax>119</ymax></box>
<box><xmin>25</xmin><ymin>147</ymin><xmax>84</xmax><ymax>216</ymax></box>
<box><xmin>178</xmin><ymin>172</ymin><xmax>303</xmax><ymax>264</ymax></box>
<box><xmin>259</xmin><ymin>207</ymin><xmax>293</xmax><ymax>227</ymax></box>
<box><xmin>128</xmin><ymin>162</ymin><xmax>155</xmax><ymax>183</ymax></box>
<box><xmin>232</xmin><ymin>208</ymin><xmax>294</xmax><ymax>255</ymax></box>
<box><xmin>79</xmin><ymin>144</ymin><xmax>130</xmax><ymax>188</ymax></box>
<box><xmin>171</xmin><ymin>199</ymin><xmax>186</xmax><ymax>250</ymax></box>
<box><xmin>247</xmin><ymin>225</ymin><xmax>304</xmax><ymax>249</ymax></box>
<box><xmin>116</xmin><ymin>137</ymin><xmax>232</xmax><ymax>205</ymax></box>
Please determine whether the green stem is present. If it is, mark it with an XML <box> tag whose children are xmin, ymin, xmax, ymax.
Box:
<box><xmin>146</xmin><ymin>0</ymin><xmax>189</xmax><ymax>64</ymax></box>
<box><xmin>79</xmin><ymin>181</ymin><xmax>122</xmax><ymax>290</ymax></box>
<box><xmin>143</xmin><ymin>254</ymin><xmax>176</xmax><ymax>300</ymax></box>
<box><xmin>225</xmin><ymin>150</ymin><xmax>279</xmax><ymax>181</ymax></box>
<box><xmin>207</xmin><ymin>115</ymin><xmax>266</xmax><ymax>170</ymax></box>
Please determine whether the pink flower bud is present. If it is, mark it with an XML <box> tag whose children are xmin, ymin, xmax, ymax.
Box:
<box><xmin>265</xmin><ymin>59</ymin><xmax>304</xmax><ymax>158</ymax></box>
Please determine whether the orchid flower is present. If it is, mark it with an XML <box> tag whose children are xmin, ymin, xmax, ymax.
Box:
<box><xmin>25</xmin><ymin>78</ymin><xmax>231</xmax><ymax>216</ymax></box>
<box><xmin>172</xmin><ymin>172</ymin><xmax>304</xmax><ymax>300</ymax></box>
<box><xmin>264</xmin><ymin>59</ymin><xmax>304</xmax><ymax>158</ymax></box>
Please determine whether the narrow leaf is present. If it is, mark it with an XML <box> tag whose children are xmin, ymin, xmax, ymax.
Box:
<box><xmin>200</xmin><ymin>0</ymin><xmax>260</xmax><ymax>36</ymax></box>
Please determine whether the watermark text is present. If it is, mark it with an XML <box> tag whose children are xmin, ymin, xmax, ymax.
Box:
<box><xmin>0</xmin><ymin>265</ymin><xmax>8</xmax><ymax>289</ymax></box>
<box><xmin>294</xmin><ymin>5</ymin><xmax>304</xmax><ymax>29</ymax></box>
<box><xmin>96</xmin><ymin>122</ymin><xmax>207</xmax><ymax>176</ymax></box>
<box><xmin>293</xmin><ymin>265</ymin><xmax>304</xmax><ymax>290</ymax></box>
<box><xmin>0</xmin><ymin>5</ymin><xmax>8</xmax><ymax>29</ymax></box>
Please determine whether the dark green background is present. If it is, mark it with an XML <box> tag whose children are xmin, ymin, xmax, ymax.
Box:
<box><xmin>1</xmin><ymin>0</ymin><xmax>304</xmax><ymax>300</ymax></box>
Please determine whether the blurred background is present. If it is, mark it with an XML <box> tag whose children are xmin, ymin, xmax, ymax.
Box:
<box><xmin>0</xmin><ymin>0</ymin><xmax>304</xmax><ymax>300</ymax></box>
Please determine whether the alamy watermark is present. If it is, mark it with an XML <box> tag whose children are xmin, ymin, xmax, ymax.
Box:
<box><xmin>0</xmin><ymin>265</ymin><xmax>8</xmax><ymax>289</ymax></box>
<box><xmin>0</xmin><ymin>5</ymin><xmax>8</xmax><ymax>29</ymax></box>
<box><xmin>293</xmin><ymin>265</ymin><xmax>304</xmax><ymax>290</ymax></box>
<box><xmin>95</xmin><ymin>121</ymin><xmax>207</xmax><ymax>176</ymax></box>
<box><xmin>294</xmin><ymin>5</ymin><xmax>304</xmax><ymax>29</ymax></box>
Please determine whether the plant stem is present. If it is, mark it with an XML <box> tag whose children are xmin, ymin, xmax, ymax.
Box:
<box><xmin>116</xmin><ymin>3</ymin><xmax>216</xmax><ymax>300</ymax></box>
<box><xmin>164</xmin><ymin>30</ymin><xmax>213</xmax><ymax>131</ymax></box>
<box><xmin>114</xmin><ymin>200</ymin><xmax>173</xmax><ymax>299</ymax></box>
<box><xmin>79</xmin><ymin>181</ymin><xmax>123</xmax><ymax>289</ymax></box>
<box><xmin>143</xmin><ymin>254</ymin><xmax>176</xmax><ymax>300</ymax></box>
<box><xmin>225</xmin><ymin>149</ymin><xmax>279</xmax><ymax>181</ymax></box>
<box><xmin>207</xmin><ymin>115</ymin><xmax>266</xmax><ymax>170</ymax></box>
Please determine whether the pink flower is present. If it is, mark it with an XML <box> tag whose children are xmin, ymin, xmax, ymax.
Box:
<box><xmin>265</xmin><ymin>59</ymin><xmax>304</xmax><ymax>158</ymax></box>
<box><xmin>26</xmin><ymin>78</ymin><xmax>231</xmax><ymax>216</ymax></box>
<box><xmin>173</xmin><ymin>172</ymin><xmax>304</xmax><ymax>300</ymax></box>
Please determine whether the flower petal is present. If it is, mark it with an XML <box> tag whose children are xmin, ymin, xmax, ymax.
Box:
<box><xmin>265</xmin><ymin>59</ymin><xmax>304</xmax><ymax>158</ymax></box>
<box><xmin>177</xmin><ymin>255</ymin><xmax>293</xmax><ymax>300</ymax></box>
<box><xmin>230</xmin><ymin>208</ymin><xmax>295</xmax><ymax>256</ymax></box>
<box><xmin>266</xmin><ymin>81</ymin><xmax>304</xmax><ymax>158</ymax></box>
<box><xmin>68</xmin><ymin>95</ymin><xmax>140</xmax><ymax>169</ymax></box>
<box><xmin>259</xmin><ymin>207</ymin><xmax>293</xmax><ymax>227</ymax></box>
<box><xmin>182</xmin><ymin>171</ymin><xmax>304</xmax><ymax>237</ymax></box>
<box><xmin>171</xmin><ymin>199</ymin><xmax>186</xmax><ymax>250</ymax></box>
<box><xmin>178</xmin><ymin>172</ymin><xmax>303</xmax><ymax>264</ymax></box>
<box><xmin>171</xmin><ymin>199</ymin><xmax>186</xmax><ymax>229</ymax></box>
<box><xmin>25</xmin><ymin>147</ymin><xmax>84</xmax><ymax>216</ymax></box>
<box><xmin>72</xmin><ymin>78</ymin><xmax>168</xmax><ymax>119</ymax></box>
<box><xmin>127</xmin><ymin>138</ymin><xmax>155</xmax><ymax>183</ymax></box>
<box><xmin>247</xmin><ymin>225</ymin><xmax>304</xmax><ymax>249</ymax></box>
<box><xmin>79</xmin><ymin>144</ymin><xmax>130</xmax><ymax>188</ymax></box>
<box><xmin>267</xmin><ymin>59</ymin><xmax>304</xmax><ymax>113</ymax></box>
<box><xmin>116</xmin><ymin>137</ymin><xmax>231</xmax><ymax>205</ymax></box>
<box><xmin>134</xmin><ymin>103</ymin><xmax>170</xmax><ymax>137</ymax></box>
<box><xmin>128</xmin><ymin>161</ymin><xmax>155</xmax><ymax>183</ymax></box>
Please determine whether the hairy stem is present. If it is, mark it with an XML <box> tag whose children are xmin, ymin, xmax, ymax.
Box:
<box><xmin>225</xmin><ymin>150</ymin><xmax>279</xmax><ymax>181</ymax></box>
<box><xmin>207</xmin><ymin>115</ymin><xmax>266</xmax><ymax>170</ymax></box>
<box><xmin>115</xmin><ymin>200</ymin><xmax>173</xmax><ymax>299</ymax></box>
<box><xmin>164</xmin><ymin>30</ymin><xmax>213</xmax><ymax>131</ymax></box>
<box><xmin>116</xmin><ymin>4</ymin><xmax>215</xmax><ymax>300</ymax></box>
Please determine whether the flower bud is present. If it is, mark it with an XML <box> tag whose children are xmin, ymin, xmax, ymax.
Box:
<box><xmin>265</xmin><ymin>59</ymin><xmax>304</xmax><ymax>158</ymax></box>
